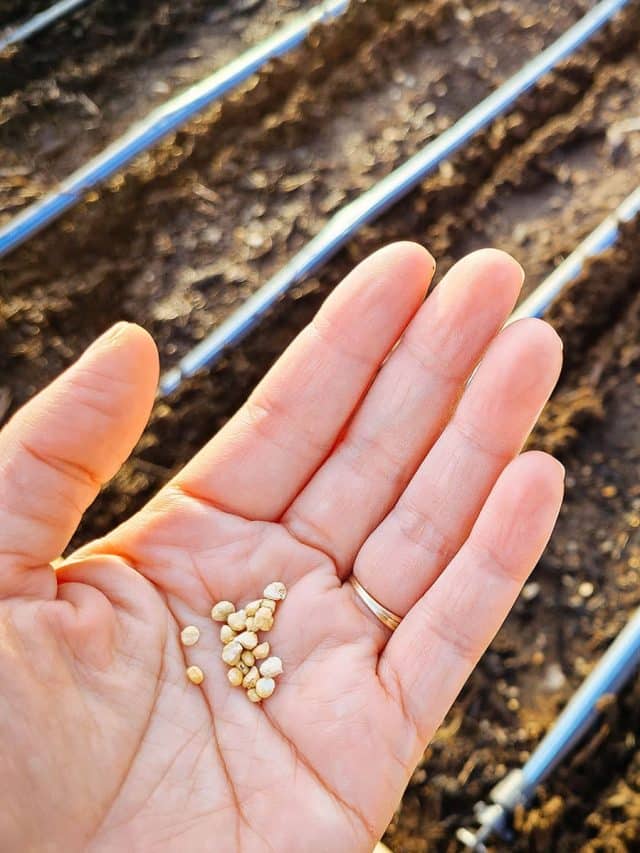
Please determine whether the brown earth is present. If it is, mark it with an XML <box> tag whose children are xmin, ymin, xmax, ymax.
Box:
<box><xmin>2</xmin><ymin>0</ymin><xmax>640</xmax><ymax>850</ymax></box>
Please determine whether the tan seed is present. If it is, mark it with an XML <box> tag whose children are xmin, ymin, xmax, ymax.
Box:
<box><xmin>254</xmin><ymin>642</ymin><xmax>270</xmax><ymax>660</ymax></box>
<box><xmin>247</xmin><ymin>688</ymin><xmax>262</xmax><ymax>703</ymax></box>
<box><xmin>236</xmin><ymin>630</ymin><xmax>258</xmax><ymax>650</ymax></box>
<box><xmin>221</xmin><ymin>641</ymin><xmax>243</xmax><ymax>666</ymax></box>
<box><xmin>220</xmin><ymin>624</ymin><xmax>236</xmax><ymax>644</ymax></box>
<box><xmin>255</xmin><ymin>677</ymin><xmax>275</xmax><ymax>699</ymax></box>
<box><xmin>245</xmin><ymin>616</ymin><xmax>256</xmax><ymax>632</ymax></box>
<box><xmin>227</xmin><ymin>609</ymin><xmax>247</xmax><ymax>632</ymax></box>
<box><xmin>245</xmin><ymin>600</ymin><xmax>262</xmax><ymax>617</ymax></box>
<box><xmin>238</xmin><ymin>661</ymin><xmax>250</xmax><ymax>675</ymax></box>
<box><xmin>180</xmin><ymin>625</ymin><xmax>200</xmax><ymax>646</ymax></box>
<box><xmin>253</xmin><ymin>608</ymin><xmax>274</xmax><ymax>632</ymax></box>
<box><xmin>263</xmin><ymin>581</ymin><xmax>287</xmax><ymax>601</ymax></box>
<box><xmin>259</xmin><ymin>656</ymin><xmax>283</xmax><ymax>678</ymax></box>
<box><xmin>261</xmin><ymin>598</ymin><xmax>276</xmax><ymax>613</ymax></box>
<box><xmin>242</xmin><ymin>666</ymin><xmax>259</xmax><ymax>689</ymax></box>
<box><xmin>227</xmin><ymin>667</ymin><xmax>243</xmax><ymax>687</ymax></box>
<box><xmin>211</xmin><ymin>601</ymin><xmax>235</xmax><ymax>622</ymax></box>
<box><xmin>241</xmin><ymin>650</ymin><xmax>255</xmax><ymax>667</ymax></box>
<box><xmin>186</xmin><ymin>665</ymin><xmax>204</xmax><ymax>685</ymax></box>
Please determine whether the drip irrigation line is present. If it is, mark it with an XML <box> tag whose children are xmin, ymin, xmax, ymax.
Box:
<box><xmin>0</xmin><ymin>0</ymin><xmax>349</xmax><ymax>258</ymax></box>
<box><xmin>157</xmin><ymin>0</ymin><xmax>629</xmax><ymax>397</ymax></box>
<box><xmin>508</xmin><ymin>185</ymin><xmax>640</xmax><ymax>324</ymax></box>
<box><xmin>0</xmin><ymin>0</ymin><xmax>93</xmax><ymax>53</ymax></box>
<box><xmin>458</xmin><ymin>604</ymin><xmax>640</xmax><ymax>851</ymax></box>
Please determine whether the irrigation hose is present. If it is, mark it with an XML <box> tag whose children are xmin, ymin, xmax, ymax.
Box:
<box><xmin>0</xmin><ymin>0</ymin><xmax>94</xmax><ymax>53</ymax></box>
<box><xmin>157</xmin><ymin>0</ymin><xmax>629</xmax><ymax>396</ymax></box>
<box><xmin>0</xmin><ymin>0</ymin><xmax>349</xmax><ymax>258</ymax></box>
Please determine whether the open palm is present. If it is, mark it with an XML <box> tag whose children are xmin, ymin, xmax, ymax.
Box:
<box><xmin>0</xmin><ymin>244</ymin><xmax>564</xmax><ymax>852</ymax></box>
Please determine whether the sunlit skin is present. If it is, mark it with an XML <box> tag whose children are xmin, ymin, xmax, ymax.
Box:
<box><xmin>0</xmin><ymin>244</ymin><xmax>563</xmax><ymax>852</ymax></box>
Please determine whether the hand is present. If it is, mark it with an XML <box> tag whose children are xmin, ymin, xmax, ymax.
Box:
<box><xmin>0</xmin><ymin>244</ymin><xmax>563</xmax><ymax>852</ymax></box>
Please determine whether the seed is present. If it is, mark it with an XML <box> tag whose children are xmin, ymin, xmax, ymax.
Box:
<box><xmin>259</xmin><ymin>656</ymin><xmax>283</xmax><ymax>678</ymax></box>
<box><xmin>238</xmin><ymin>661</ymin><xmax>250</xmax><ymax>675</ymax></box>
<box><xmin>255</xmin><ymin>677</ymin><xmax>275</xmax><ymax>699</ymax></box>
<box><xmin>246</xmin><ymin>600</ymin><xmax>262</xmax><ymax>617</ymax></box>
<box><xmin>253</xmin><ymin>608</ymin><xmax>274</xmax><ymax>632</ymax></box>
<box><xmin>236</xmin><ymin>630</ymin><xmax>258</xmax><ymax>650</ymax></box>
<box><xmin>186</xmin><ymin>665</ymin><xmax>204</xmax><ymax>685</ymax></box>
<box><xmin>242</xmin><ymin>666</ymin><xmax>259</xmax><ymax>689</ymax></box>
<box><xmin>247</xmin><ymin>688</ymin><xmax>262</xmax><ymax>703</ymax></box>
<box><xmin>228</xmin><ymin>667</ymin><xmax>243</xmax><ymax>687</ymax></box>
<box><xmin>241</xmin><ymin>650</ymin><xmax>255</xmax><ymax>667</ymax></box>
<box><xmin>220</xmin><ymin>624</ymin><xmax>236</xmax><ymax>644</ymax></box>
<box><xmin>180</xmin><ymin>625</ymin><xmax>200</xmax><ymax>646</ymax></box>
<box><xmin>211</xmin><ymin>601</ymin><xmax>235</xmax><ymax>622</ymax></box>
<box><xmin>246</xmin><ymin>617</ymin><xmax>256</xmax><ymax>632</ymax></box>
<box><xmin>221</xmin><ymin>641</ymin><xmax>243</xmax><ymax>666</ymax></box>
<box><xmin>254</xmin><ymin>642</ymin><xmax>270</xmax><ymax>660</ymax></box>
<box><xmin>261</xmin><ymin>598</ymin><xmax>276</xmax><ymax>613</ymax></box>
<box><xmin>227</xmin><ymin>609</ymin><xmax>247</xmax><ymax>632</ymax></box>
<box><xmin>263</xmin><ymin>581</ymin><xmax>287</xmax><ymax>601</ymax></box>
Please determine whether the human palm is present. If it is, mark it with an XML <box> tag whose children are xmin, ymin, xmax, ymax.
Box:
<box><xmin>0</xmin><ymin>244</ymin><xmax>564</xmax><ymax>852</ymax></box>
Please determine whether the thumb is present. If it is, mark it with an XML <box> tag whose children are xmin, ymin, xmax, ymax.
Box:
<box><xmin>0</xmin><ymin>323</ymin><xmax>159</xmax><ymax>598</ymax></box>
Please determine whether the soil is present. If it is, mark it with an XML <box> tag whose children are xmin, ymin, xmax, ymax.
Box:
<box><xmin>2</xmin><ymin>0</ymin><xmax>640</xmax><ymax>850</ymax></box>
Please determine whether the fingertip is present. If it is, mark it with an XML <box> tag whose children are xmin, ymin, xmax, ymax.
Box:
<box><xmin>367</xmin><ymin>241</ymin><xmax>436</xmax><ymax>293</ymax></box>
<box><xmin>510</xmin><ymin>449</ymin><xmax>566</xmax><ymax>511</ymax></box>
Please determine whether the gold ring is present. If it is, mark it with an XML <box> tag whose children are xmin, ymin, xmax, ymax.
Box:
<box><xmin>349</xmin><ymin>575</ymin><xmax>402</xmax><ymax>631</ymax></box>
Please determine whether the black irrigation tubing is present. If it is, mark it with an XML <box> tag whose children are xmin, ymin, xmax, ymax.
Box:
<box><xmin>157</xmin><ymin>0</ymin><xmax>630</xmax><ymax>396</ymax></box>
<box><xmin>0</xmin><ymin>0</ymin><xmax>94</xmax><ymax>52</ymax></box>
<box><xmin>0</xmin><ymin>0</ymin><xmax>349</xmax><ymax>258</ymax></box>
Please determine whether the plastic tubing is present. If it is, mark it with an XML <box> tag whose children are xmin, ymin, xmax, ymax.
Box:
<box><xmin>0</xmin><ymin>0</ymin><xmax>94</xmax><ymax>52</ymax></box>
<box><xmin>157</xmin><ymin>0</ymin><xmax>629</xmax><ymax>396</ymax></box>
<box><xmin>0</xmin><ymin>0</ymin><xmax>349</xmax><ymax>258</ymax></box>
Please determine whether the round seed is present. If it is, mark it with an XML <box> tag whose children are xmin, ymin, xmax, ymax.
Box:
<box><xmin>242</xmin><ymin>666</ymin><xmax>259</xmax><ymax>689</ymax></box>
<box><xmin>255</xmin><ymin>677</ymin><xmax>275</xmax><ymax>699</ymax></box>
<box><xmin>228</xmin><ymin>667</ymin><xmax>243</xmax><ymax>687</ymax></box>
<box><xmin>245</xmin><ymin>617</ymin><xmax>256</xmax><ymax>632</ymax></box>
<box><xmin>186</xmin><ymin>665</ymin><xmax>204</xmax><ymax>685</ymax></box>
<box><xmin>253</xmin><ymin>608</ymin><xmax>274</xmax><ymax>632</ymax></box>
<box><xmin>220</xmin><ymin>624</ymin><xmax>236</xmax><ymax>644</ymax></box>
<box><xmin>211</xmin><ymin>601</ymin><xmax>235</xmax><ymax>622</ymax></box>
<box><xmin>241</xmin><ymin>650</ymin><xmax>255</xmax><ymax>667</ymax></box>
<box><xmin>246</xmin><ymin>600</ymin><xmax>262</xmax><ymax>617</ymax></box>
<box><xmin>236</xmin><ymin>630</ymin><xmax>258</xmax><ymax>650</ymax></box>
<box><xmin>180</xmin><ymin>625</ymin><xmax>200</xmax><ymax>646</ymax></box>
<box><xmin>227</xmin><ymin>609</ymin><xmax>247</xmax><ymax>632</ymax></box>
<box><xmin>221</xmin><ymin>641</ymin><xmax>243</xmax><ymax>666</ymax></box>
<box><xmin>238</xmin><ymin>660</ymin><xmax>250</xmax><ymax>675</ymax></box>
<box><xmin>259</xmin><ymin>656</ymin><xmax>283</xmax><ymax>678</ymax></box>
<box><xmin>254</xmin><ymin>642</ymin><xmax>270</xmax><ymax>660</ymax></box>
<box><xmin>263</xmin><ymin>581</ymin><xmax>287</xmax><ymax>601</ymax></box>
<box><xmin>247</xmin><ymin>688</ymin><xmax>262</xmax><ymax>703</ymax></box>
<box><xmin>261</xmin><ymin>598</ymin><xmax>276</xmax><ymax>613</ymax></box>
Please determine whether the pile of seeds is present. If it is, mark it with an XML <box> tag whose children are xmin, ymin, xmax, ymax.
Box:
<box><xmin>212</xmin><ymin>581</ymin><xmax>286</xmax><ymax>703</ymax></box>
<box><xmin>181</xmin><ymin>581</ymin><xmax>287</xmax><ymax>703</ymax></box>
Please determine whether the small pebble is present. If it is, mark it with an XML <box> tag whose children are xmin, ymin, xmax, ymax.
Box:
<box><xmin>578</xmin><ymin>581</ymin><xmax>595</xmax><ymax>598</ymax></box>
<box><xmin>220</xmin><ymin>625</ymin><xmax>236</xmax><ymax>644</ymax></box>
<box><xmin>246</xmin><ymin>617</ymin><xmax>256</xmax><ymax>631</ymax></box>
<box><xmin>211</xmin><ymin>601</ymin><xmax>235</xmax><ymax>622</ymax></box>
<box><xmin>264</xmin><ymin>581</ymin><xmax>287</xmax><ymax>601</ymax></box>
<box><xmin>259</xmin><ymin>656</ymin><xmax>283</xmax><ymax>678</ymax></box>
<box><xmin>222</xmin><ymin>641</ymin><xmax>243</xmax><ymax>666</ymax></box>
<box><xmin>242</xmin><ymin>666</ymin><xmax>259</xmax><ymax>689</ymax></box>
<box><xmin>245</xmin><ymin>600</ymin><xmax>262</xmax><ymax>617</ymax></box>
<box><xmin>261</xmin><ymin>598</ymin><xmax>276</xmax><ymax>613</ymax></box>
<box><xmin>247</xmin><ymin>688</ymin><xmax>262</xmax><ymax>703</ymax></box>
<box><xmin>238</xmin><ymin>661</ymin><xmax>250</xmax><ymax>675</ymax></box>
<box><xmin>241</xmin><ymin>650</ymin><xmax>255</xmax><ymax>666</ymax></box>
<box><xmin>227</xmin><ymin>610</ymin><xmax>247</xmax><ymax>632</ymax></box>
<box><xmin>236</xmin><ymin>630</ymin><xmax>258</xmax><ymax>650</ymax></box>
<box><xmin>254</xmin><ymin>642</ymin><xmax>270</xmax><ymax>660</ymax></box>
<box><xmin>228</xmin><ymin>667</ymin><xmax>243</xmax><ymax>687</ymax></box>
<box><xmin>186</xmin><ymin>665</ymin><xmax>204</xmax><ymax>685</ymax></box>
<box><xmin>255</xmin><ymin>677</ymin><xmax>275</xmax><ymax>699</ymax></box>
<box><xmin>180</xmin><ymin>625</ymin><xmax>200</xmax><ymax>646</ymax></box>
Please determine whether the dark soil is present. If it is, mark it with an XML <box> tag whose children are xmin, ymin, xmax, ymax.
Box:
<box><xmin>2</xmin><ymin>0</ymin><xmax>640</xmax><ymax>850</ymax></box>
